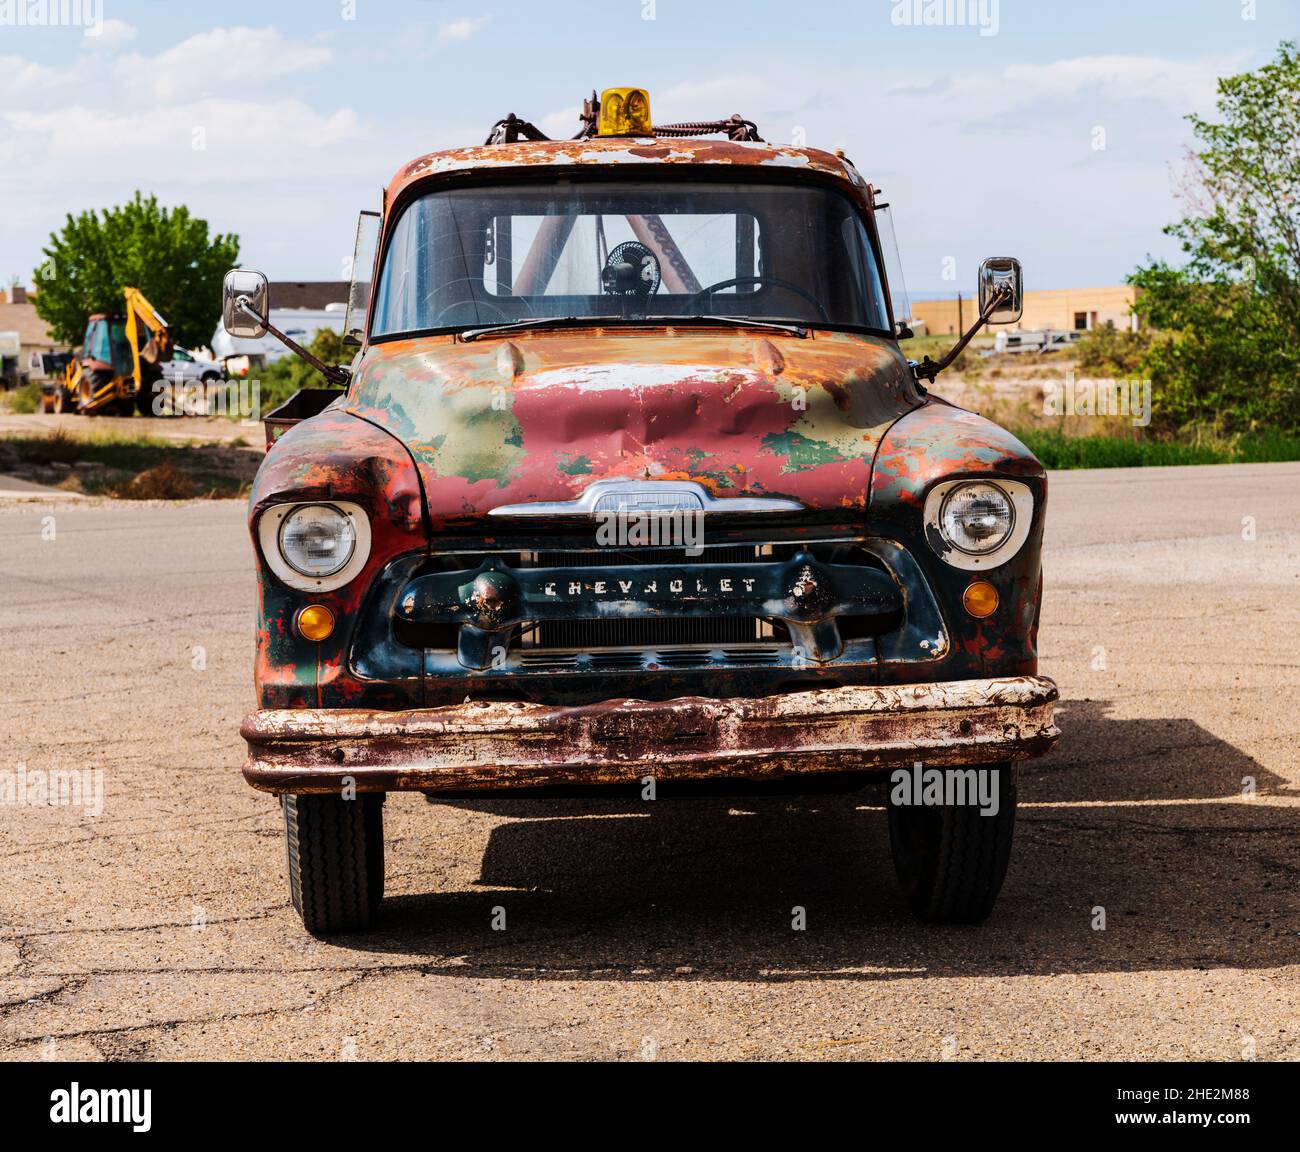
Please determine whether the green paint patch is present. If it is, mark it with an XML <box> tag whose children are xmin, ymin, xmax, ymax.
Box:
<box><xmin>557</xmin><ymin>453</ymin><xmax>593</xmax><ymax>475</ymax></box>
<box><xmin>760</xmin><ymin>429</ymin><xmax>852</xmax><ymax>473</ymax></box>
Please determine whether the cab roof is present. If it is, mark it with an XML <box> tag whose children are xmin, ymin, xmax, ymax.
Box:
<box><xmin>386</xmin><ymin>137</ymin><xmax>865</xmax><ymax>208</ymax></box>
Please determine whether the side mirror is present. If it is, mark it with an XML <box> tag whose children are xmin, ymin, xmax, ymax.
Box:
<box><xmin>979</xmin><ymin>257</ymin><xmax>1023</xmax><ymax>325</ymax></box>
<box><xmin>222</xmin><ymin>269</ymin><xmax>270</xmax><ymax>339</ymax></box>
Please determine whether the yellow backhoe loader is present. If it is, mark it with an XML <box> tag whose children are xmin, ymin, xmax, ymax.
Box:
<box><xmin>47</xmin><ymin>287</ymin><xmax>172</xmax><ymax>416</ymax></box>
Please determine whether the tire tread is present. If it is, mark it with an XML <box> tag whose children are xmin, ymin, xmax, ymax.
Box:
<box><xmin>889</xmin><ymin>763</ymin><xmax>1017</xmax><ymax>924</ymax></box>
<box><xmin>283</xmin><ymin>794</ymin><xmax>382</xmax><ymax>934</ymax></box>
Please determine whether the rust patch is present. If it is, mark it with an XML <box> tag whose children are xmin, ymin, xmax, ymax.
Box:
<box><xmin>241</xmin><ymin>676</ymin><xmax>1060</xmax><ymax>795</ymax></box>
<box><xmin>389</xmin><ymin>137</ymin><xmax>853</xmax><ymax>210</ymax></box>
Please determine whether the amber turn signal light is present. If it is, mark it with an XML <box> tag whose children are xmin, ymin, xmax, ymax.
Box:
<box><xmin>962</xmin><ymin>581</ymin><xmax>999</xmax><ymax>619</ymax></box>
<box><xmin>296</xmin><ymin>604</ymin><xmax>336</xmax><ymax>642</ymax></box>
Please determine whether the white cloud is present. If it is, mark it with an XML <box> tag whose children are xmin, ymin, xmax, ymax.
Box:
<box><xmin>539</xmin><ymin>105</ymin><xmax>581</xmax><ymax>138</ymax></box>
<box><xmin>997</xmin><ymin>54</ymin><xmax>1233</xmax><ymax>110</ymax></box>
<box><xmin>0</xmin><ymin>55</ymin><xmax>72</xmax><ymax>94</ymax></box>
<box><xmin>439</xmin><ymin>16</ymin><xmax>491</xmax><ymax>41</ymax></box>
<box><xmin>86</xmin><ymin>18</ymin><xmax>138</xmax><ymax>48</ymax></box>
<box><xmin>118</xmin><ymin>26</ymin><xmax>333</xmax><ymax>102</ymax></box>
<box><xmin>4</xmin><ymin>101</ymin><xmax>363</xmax><ymax>170</ymax></box>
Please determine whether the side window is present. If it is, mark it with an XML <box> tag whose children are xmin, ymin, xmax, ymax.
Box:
<box><xmin>841</xmin><ymin>216</ymin><xmax>889</xmax><ymax>327</ymax></box>
<box><xmin>346</xmin><ymin>210</ymin><xmax>381</xmax><ymax>344</ymax></box>
<box><xmin>872</xmin><ymin>204</ymin><xmax>909</xmax><ymax>328</ymax></box>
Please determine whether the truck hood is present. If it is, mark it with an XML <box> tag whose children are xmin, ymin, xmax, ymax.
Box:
<box><xmin>345</xmin><ymin>328</ymin><xmax>924</xmax><ymax>527</ymax></box>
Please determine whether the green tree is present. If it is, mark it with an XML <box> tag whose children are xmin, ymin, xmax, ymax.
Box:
<box><xmin>1131</xmin><ymin>42</ymin><xmax>1300</xmax><ymax>433</ymax></box>
<box><xmin>33</xmin><ymin>193</ymin><xmax>239</xmax><ymax>349</ymax></box>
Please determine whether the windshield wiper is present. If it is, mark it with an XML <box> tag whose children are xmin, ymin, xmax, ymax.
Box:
<box><xmin>461</xmin><ymin>316</ymin><xmax>622</xmax><ymax>342</ymax></box>
<box><xmin>461</xmin><ymin>313</ymin><xmax>810</xmax><ymax>342</ymax></box>
<box><xmin>654</xmin><ymin>315</ymin><xmax>809</xmax><ymax>338</ymax></box>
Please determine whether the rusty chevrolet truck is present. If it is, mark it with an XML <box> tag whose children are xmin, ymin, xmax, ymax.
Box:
<box><xmin>221</xmin><ymin>88</ymin><xmax>1059</xmax><ymax>934</ymax></box>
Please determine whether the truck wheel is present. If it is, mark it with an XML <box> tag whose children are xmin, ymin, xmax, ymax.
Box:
<box><xmin>51</xmin><ymin>387</ymin><xmax>77</xmax><ymax>414</ymax></box>
<box><xmin>887</xmin><ymin>762</ymin><xmax>1016</xmax><ymax>924</ymax></box>
<box><xmin>283</xmin><ymin>793</ymin><xmax>385</xmax><ymax>934</ymax></box>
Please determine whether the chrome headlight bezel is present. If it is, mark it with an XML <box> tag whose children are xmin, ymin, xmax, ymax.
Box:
<box><xmin>924</xmin><ymin>479</ymin><xmax>1034</xmax><ymax>571</ymax></box>
<box><xmin>258</xmin><ymin>501</ymin><xmax>372</xmax><ymax>592</ymax></box>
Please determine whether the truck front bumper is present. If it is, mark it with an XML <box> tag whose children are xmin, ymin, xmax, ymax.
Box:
<box><xmin>241</xmin><ymin>675</ymin><xmax>1059</xmax><ymax>795</ymax></box>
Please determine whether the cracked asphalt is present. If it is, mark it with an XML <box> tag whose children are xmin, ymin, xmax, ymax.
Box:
<box><xmin>1</xmin><ymin>462</ymin><xmax>1297</xmax><ymax>1061</ymax></box>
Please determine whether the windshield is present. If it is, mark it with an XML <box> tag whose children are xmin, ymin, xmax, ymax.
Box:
<box><xmin>371</xmin><ymin>178</ymin><xmax>891</xmax><ymax>337</ymax></box>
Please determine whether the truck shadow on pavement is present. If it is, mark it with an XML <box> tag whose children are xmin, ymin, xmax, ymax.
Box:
<box><xmin>345</xmin><ymin>699</ymin><xmax>1300</xmax><ymax>979</ymax></box>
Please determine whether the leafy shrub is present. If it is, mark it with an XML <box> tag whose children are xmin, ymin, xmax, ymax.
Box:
<box><xmin>1075</xmin><ymin>323</ymin><xmax>1157</xmax><ymax>376</ymax></box>
<box><xmin>7</xmin><ymin>382</ymin><xmax>43</xmax><ymax>414</ymax></box>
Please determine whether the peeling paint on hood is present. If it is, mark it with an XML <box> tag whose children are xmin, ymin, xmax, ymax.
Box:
<box><xmin>345</xmin><ymin>328</ymin><xmax>923</xmax><ymax>526</ymax></box>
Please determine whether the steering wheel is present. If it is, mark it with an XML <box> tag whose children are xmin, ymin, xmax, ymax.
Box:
<box><xmin>433</xmin><ymin>299</ymin><xmax>513</xmax><ymax>328</ymax></box>
<box><xmin>686</xmin><ymin>276</ymin><xmax>829</xmax><ymax>322</ymax></box>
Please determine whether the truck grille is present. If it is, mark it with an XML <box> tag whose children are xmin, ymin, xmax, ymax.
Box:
<box><xmin>521</xmin><ymin>545</ymin><xmax>775</xmax><ymax>651</ymax></box>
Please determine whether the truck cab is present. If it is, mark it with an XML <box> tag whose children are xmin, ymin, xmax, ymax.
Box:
<box><xmin>223</xmin><ymin>88</ymin><xmax>1059</xmax><ymax>934</ymax></box>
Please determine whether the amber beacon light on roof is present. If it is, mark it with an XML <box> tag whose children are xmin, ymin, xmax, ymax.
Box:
<box><xmin>484</xmin><ymin>86</ymin><xmax>766</xmax><ymax>145</ymax></box>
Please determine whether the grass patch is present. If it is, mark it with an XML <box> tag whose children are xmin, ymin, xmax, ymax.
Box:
<box><xmin>0</xmin><ymin>430</ymin><xmax>260</xmax><ymax>499</ymax></box>
<box><xmin>6</xmin><ymin>383</ymin><xmax>43</xmax><ymax>414</ymax></box>
<box><xmin>15</xmin><ymin>427</ymin><xmax>83</xmax><ymax>465</ymax></box>
<box><xmin>1016</xmin><ymin>428</ymin><xmax>1300</xmax><ymax>469</ymax></box>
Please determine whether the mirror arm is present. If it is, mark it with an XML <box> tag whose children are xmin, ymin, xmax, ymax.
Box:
<box><xmin>912</xmin><ymin>286</ymin><xmax>1010</xmax><ymax>385</ymax></box>
<box><xmin>235</xmin><ymin>296</ymin><xmax>351</xmax><ymax>387</ymax></box>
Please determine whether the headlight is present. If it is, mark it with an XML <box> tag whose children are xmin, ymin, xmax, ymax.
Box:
<box><xmin>279</xmin><ymin>504</ymin><xmax>356</xmax><ymax>577</ymax></box>
<box><xmin>939</xmin><ymin>483</ymin><xmax>1014</xmax><ymax>555</ymax></box>
<box><xmin>924</xmin><ymin>479</ymin><xmax>1034</xmax><ymax>570</ymax></box>
<box><xmin>258</xmin><ymin>501</ymin><xmax>372</xmax><ymax>592</ymax></box>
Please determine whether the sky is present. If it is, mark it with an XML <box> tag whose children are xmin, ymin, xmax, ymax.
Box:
<box><xmin>0</xmin><ymin>0</ymin><xmax>1295</xmax><ymax>296</ymax></box>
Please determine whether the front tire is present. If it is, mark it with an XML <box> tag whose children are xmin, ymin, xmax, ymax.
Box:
<box><xmin>887</xmin><ymin>762</ymin><xmax>1017</xmax><ymax>924</ymax></box>
<box><xmin>283</xmin><ymin>793</ymin><xmax>385</xmax><ymax>934</ymax></box>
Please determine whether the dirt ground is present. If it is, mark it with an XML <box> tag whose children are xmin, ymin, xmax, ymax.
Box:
<box><xmin>1</xmin><ymin>464</ymin><xmax>1297</xmax><ymax>1061</ymax></box>
<box><xmin>0</xmin><ymin>410</ymin><xmax>261</xmax><ymax>445</ymax></box>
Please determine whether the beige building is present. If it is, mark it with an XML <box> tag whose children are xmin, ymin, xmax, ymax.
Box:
<box><xmin>909</xmin><ymin>285</ymin><xmax>1139</xmax><ymax>336</ymax></box>
<box><xmin>0</xmin><ymin>285</ymin><xmax>68</xmax><ymax>386</ymax></box>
